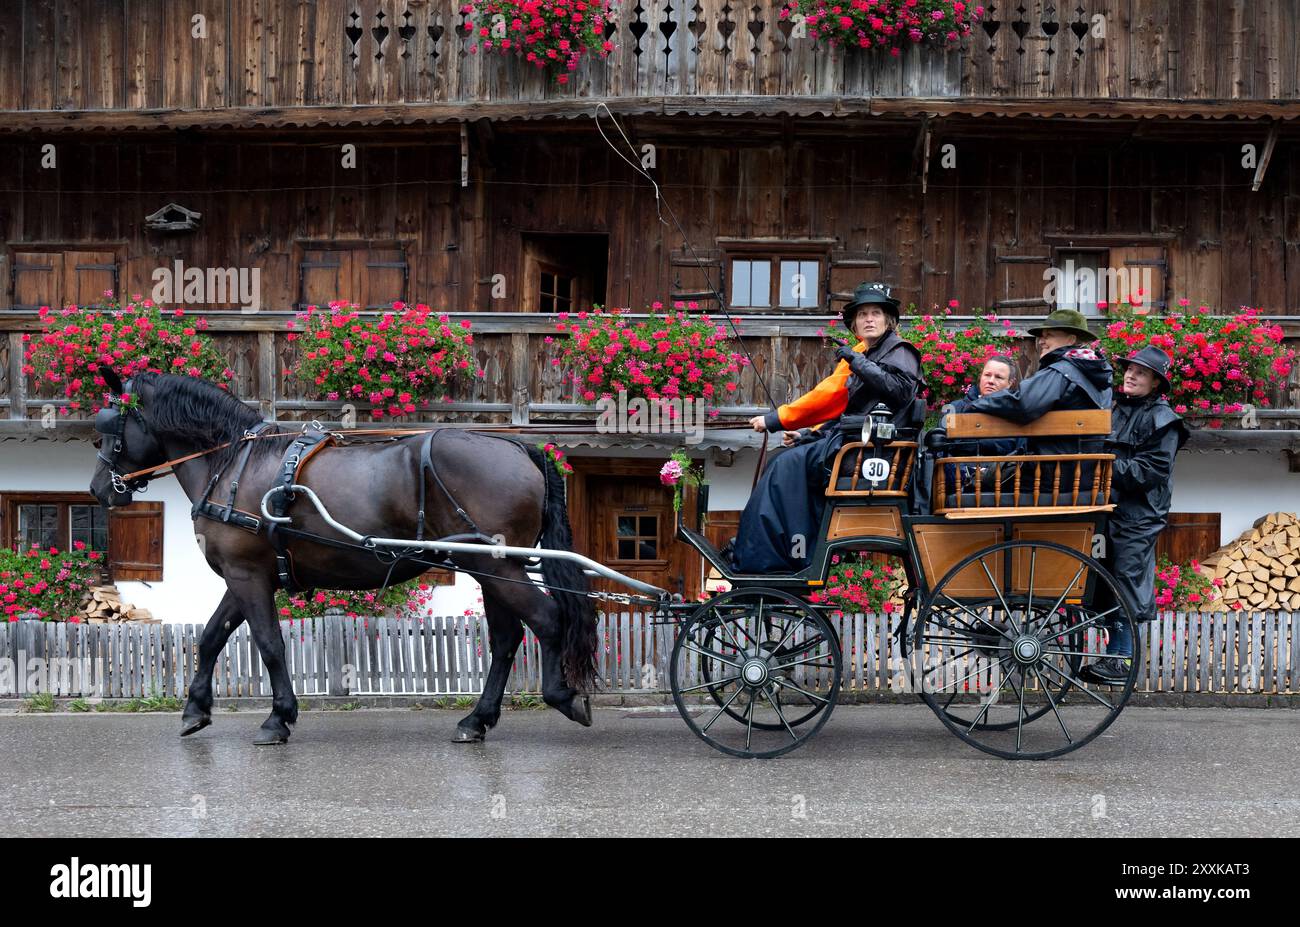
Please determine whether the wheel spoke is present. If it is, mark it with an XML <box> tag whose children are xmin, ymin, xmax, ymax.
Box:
<box><xmin>682</xmin><ymin>640</ymin><xmax>742</xmax><ymax>669</ymax></box>
<box><xmin>774</xmin><ymin>677</ymin><xmax>831</xmax><ymax>705</ymax></box>
<box><xmin>772</xmin><ymin>614</ymin><xmax>809</xmax><ymax>654</ymax></box>
<box><xmin>711</xmin><ymin>607</ymin><xmax>747</xmax><ymax>654</ymax></box>
<box><xmin>977</xmin><ymin>556</ymin><xmax>1021</xmax><ymax>636</ymax></box>
<box><xmin>700</xmin><ymin>685</ymin><xmax>745</xmax><ymax>734</ymax></box>
<box><xmin>776</xmin><ymin>633</ymin><xmax>827</xmax><ymax>659</ymax></box>
<box><xmin>939</xmin><ymin>595</ymin><xmax>1013</xmax><ymax>640</ymax></box>
<box><xmin>676</xmin><ymin>674</ymin><xmax>741</xmax><ymax>694</ymax></box>
<box><xmin>1037</xmin><ymin>660</ymin><xmax>1118</xmax><ymax>710</ymax></box>
<box><xmin>764</xmin><ymin>689</ymin><xmax>799</xmax><ymax>742</ymax></box>
<box><xmin>1015</xmin><ymin>660</ymin><xmax>1027</xmax><ymax>753</ymax></box>
<box><xmin>774</xmin><ymin>654</ymin><xmax>835</xmax><ymax>671</ymax></box>
<box><xmin>1036</xmin><ymin>606</ymin><xmax>1121</xmax><ymax>641</ymax></box>
<box><xmin>1029</xmin><ymin>563</ymin><xmax>1088</xmax><ymax>634</ymax></box>
<box><xmin>744</xmin><ymin>691</ymin><xmax>756</xmax><ymax>752</ymax></box>
<box><xmin>1031</xmin><ymin>665</ymin><xmax>1073</xmax><ymax>744</ymax></box>
<box><xmin>922</xmin><ymin>634</ymin><xmax>1012</xmax><ymax>651</ymax></box>
<box><xmin>1026</xmin><ymin>547</ymin><xmax>1036</xmax><ymax>623</ymax></box>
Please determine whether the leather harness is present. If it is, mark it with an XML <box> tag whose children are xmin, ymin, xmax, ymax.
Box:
<box><xmin>189</xmin><ymin>425</ymin><xmax>488</xmax><ymax>594</ymax></box>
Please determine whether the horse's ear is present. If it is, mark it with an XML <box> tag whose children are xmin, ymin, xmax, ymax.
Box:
<box><xmin>101</xmin><ymin>367</ymin><xmax>124</xmax><ymax>397</ymax></box>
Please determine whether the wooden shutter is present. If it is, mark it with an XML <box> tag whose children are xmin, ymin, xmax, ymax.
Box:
<box><xmin>63</xmin><ymin>251</ymin><xmax>117</xmax><ymax>308</ymax></box>
<box><xmin>12</xmin><ymin>251</ymin><xmax>62</xmax><ymax>310</ymax></box>
<box><xmin>1156</xmin><ymin>513</ymin><xmax>1222</xmax><ymax>566</ymax></box>
<box><xmin>361</xmin><ymin>248</ymin><xmax>407</xmax><ymax>309</ymax></box>
<box><xmin>993</xmin><ymin>245</ymin><xmax>1053</xmax><ymax>311</ymax></box>
<box><xmin>1109</xmin><ymin>246</ymin><xmax>1167</xmax><ymax>311</ymax></box>
<box><xmin>108</xmin><ymin>502</ymin><xmax>164</xmax><ymax>581</ymax></box>
<box><xmin>300</xmin><ymin>249</ymin><xmax>355</xmax><ymax>308</ymax></box>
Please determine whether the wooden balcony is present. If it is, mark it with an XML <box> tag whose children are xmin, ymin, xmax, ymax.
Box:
<box><xmin>2</xmin><ymin>0</ymin><xmax>1298</xmax><ymax>132</ymax></box>
<box><xmin>2</xmin><ymin>310</ymin><xmax>1297</xmax><ymax>447</ymax></box>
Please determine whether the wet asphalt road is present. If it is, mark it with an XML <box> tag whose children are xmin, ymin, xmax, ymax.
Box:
<box><xmin>2</xmin><ymin>705</ymin><xmax>1296</xmax><ymax>837</ymax></box>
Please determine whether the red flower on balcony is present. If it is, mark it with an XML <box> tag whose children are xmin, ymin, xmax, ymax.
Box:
<box><xmin>461</xmin><ymin>0</ymin><xmax>616</xmax><ymax>83</ymax></box>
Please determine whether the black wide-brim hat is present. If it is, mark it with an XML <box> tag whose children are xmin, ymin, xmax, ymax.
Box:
<box><xmin>1118</xmin><ymin>345</ymin><xmax>1173</xmax><ymax>393</ymax></box>
<box><xmin>842</xmin><ymin>282</ymin><xmax>901</xmax><ymax>329</ymax></box>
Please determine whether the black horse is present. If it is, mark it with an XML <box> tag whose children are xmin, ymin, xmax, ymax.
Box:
<box><xmin>88</xmin><ymin>369</ymin><xmax>598</xmax><ymax>745</ymax></box>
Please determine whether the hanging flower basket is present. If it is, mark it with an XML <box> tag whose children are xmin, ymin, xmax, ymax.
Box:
<box><xmin>1097</xmin><ymin>301</ymin><xmax>1296</xmax><ymax>427</ymax></box>
<box><xmin>780</xmin><ymin>0</ymin><xmax>983</xmax><ymax>55</ymax></box>
<box><xmin>461</xmin><ymin>0</ymin><xmax>617</xmax><ymax>84</ymax></box>
<box><xmin>551</xmin><ymin>302</ymin><xmax>749</xmax><ymax>415</ymax></box>
<box><xmin>21</xmin><ymin>296</ymin><xmax>234</xmax><ymax>414</ymax></box>
<box><xmin>285</xmin><ymin>302</ymin><xmax>484</xmax><ymax>422</ymax></box>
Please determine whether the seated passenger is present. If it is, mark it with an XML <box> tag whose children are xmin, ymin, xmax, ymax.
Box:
<box><xmin>960</xmin><ymin>308</ymin><xmax>1113</xmax><ymax>494</ymax></box>
<box><xmin>1080</xmin><ymin>347</ymin><xmax>1189</xmax><ymax>685</ymax></box>
<box><xmin>940</xmin><ymin>356</ymin><xmax>1026</xmax><ymax>491</ymax></box>
<box><xmin>729</xmin><ymin>282</ymin><xmax>922</xmax><ymax>574</ymax></box>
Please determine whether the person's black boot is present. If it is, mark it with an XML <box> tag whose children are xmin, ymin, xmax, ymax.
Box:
<box><xmin>1077</xmin><ymin>656</ymin><xmax>1132</xmax><ymax>685</ymax></box>
<box><xmin>717</xmin><ymin>536</ymin><xmax>739</xmax><ymax>571</ymax></box>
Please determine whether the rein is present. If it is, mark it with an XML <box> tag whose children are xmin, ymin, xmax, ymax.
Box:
<box><xmin>117</xmin><ymin>419</ymin><xmax>768</xmax><ymax>484</ymax></box>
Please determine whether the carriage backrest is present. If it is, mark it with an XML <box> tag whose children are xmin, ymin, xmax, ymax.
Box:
<box><xmin>942</xmin><ymin>409</ymin><xmax>1112</xmax><ymax>439</ymax></box>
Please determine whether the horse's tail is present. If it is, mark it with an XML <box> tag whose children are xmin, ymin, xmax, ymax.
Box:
<box><xmin>525</xmin><ymin>444</ymin><xmax>599</xmax><ymax>692</ymax></box>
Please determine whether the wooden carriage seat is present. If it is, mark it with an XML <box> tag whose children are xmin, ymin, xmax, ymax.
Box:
<box><xmin>934</xmin><ymin>410</ymin><xmax>1115</xmax><ymax>517</ymax></box>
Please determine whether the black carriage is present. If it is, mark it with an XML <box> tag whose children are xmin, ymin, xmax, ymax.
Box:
<box><xmin>668</xmin><ymin>408</ymin><xmax>1139</xmax><ymax>760</ymax></box>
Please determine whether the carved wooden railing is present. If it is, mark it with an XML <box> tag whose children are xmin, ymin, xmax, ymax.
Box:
<box><xmin>2</xmin><ymin>313</ymin><xmax>1297</xmax><ymax>432</ymax></box>
<box><xmin>7</xmin><ymin>0</ymin><xmax>1285</xmax><ymax>116</ymax></box>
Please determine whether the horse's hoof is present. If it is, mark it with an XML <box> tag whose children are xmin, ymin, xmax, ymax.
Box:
<box><xmin>571</xmin><ymin>694</ymin><xmax>593</xmax><ymax>727</ymax></box>
<box><xmin>452</xmin><ymin>726</ymin><xmax>485</xmax><ymax>743</ymax></box>
<box><xmin>179</xmin><ymin>715</ymin><xmax>211</xmax><ymax>737</ymax></box>
<box><xmin>253</xmin><ymin>727</ymin><xmax>290</xmax><ymax>746</ymax></box>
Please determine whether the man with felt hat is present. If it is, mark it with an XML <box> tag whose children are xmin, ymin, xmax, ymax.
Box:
<box><xmin>960</xmin><ymin>308</ymin><xmax>1115</xmax><ymax>462</ymax></box>
<box><xmin>729</xmin><ymin>282</ymin><xmax>923</xmax><ymax>574</ymax></box>
<box><xmin>1079</xmin><ymin>345</ymin><xmax>1189</xmax><ymax>685</ymax></box>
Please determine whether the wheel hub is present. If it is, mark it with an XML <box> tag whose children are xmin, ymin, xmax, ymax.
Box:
<box><xmin>1011</xmin><ymin>635</ymin><xmax>1043</xmax><ymax>665</ymax></box>
<box><xmin>740</xmin><ymin>657</ymin><xmax>771</xmax><ymax>688</ymax></box>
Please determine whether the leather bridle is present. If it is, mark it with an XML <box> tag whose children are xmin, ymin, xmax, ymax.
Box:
<box><xmin>94</xmin><ymin>393</ymin><xmax>152</xmax><ymax>496</ymax></box>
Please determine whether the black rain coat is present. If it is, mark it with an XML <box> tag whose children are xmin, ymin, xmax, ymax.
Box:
<box><xmin>734</xmin><ymin>331</ymin><xmax>922</xmax><ymax>574</ymax></box>
<box><xmin>1101</xmin><ymin>394</ymin><xmax>1190</xmax><ymax>623</ymax></box>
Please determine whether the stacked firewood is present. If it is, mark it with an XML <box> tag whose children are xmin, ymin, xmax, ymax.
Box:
<box><xmin>81</xmin><ymin>585</ymin><xmax>159</xmax><ymax>623</ymax></box>
<box><xmin>1202</xmin><ymin>513</ymin><xmax>1300</xmax><ymax>611</ymax></box>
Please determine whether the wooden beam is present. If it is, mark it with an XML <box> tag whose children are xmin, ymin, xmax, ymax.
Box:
<box><xmin>1252</xmin><ymin>119</ymin><xmax>1281</xmax><ymax>192</ymax></box>
<box><xmin>5</xmin><ymin>99</ymin><xmax>1300</xmax><ymax>135</ymax></box>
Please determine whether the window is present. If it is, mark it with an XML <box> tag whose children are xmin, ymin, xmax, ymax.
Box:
<box><xmin>730</xmin><ymin>260</ymin><xmax>771</xmax><ymax>308</ymax></box>
<box><xmin>0</xmin><ymin>493</ymin><xmax>162</xmax><ymax>582</ymax></box>
<box><xmin>521</xmin><ymin>232</ymin><xmax>607</xmax><ymax>313</ymax></box>
<box><xmin>614</xmin><ymin>514</ymin><xmax>660</xmax><ymax>562</ymax></box>
<box><xmin>9</xmin><ymin>247</ymin><xmax>118</xmax><ymax>311</ymax></box>
<box><xmin>1053</xmin><ymin>250</ymin><xmax>1106</xmax><ymax>316</ymax></box>
<box><xmin>1049</xmin><ymin>244</ymin><xmax>1167</xmax><ymax>314</ymax></box>
<box><xmin>723</xmin><ymin>246</ymin><xmax>826</xmax><ymax>311</ymax></box>
<box><xmin>538</xmin><ymin>266</ymin><xmax>575</xmax><ymax>313</ymax></box>
<box><xmin>298</xmin><ymin>243</ymin><xmax>407</xmax><ymax>310</ymax></box>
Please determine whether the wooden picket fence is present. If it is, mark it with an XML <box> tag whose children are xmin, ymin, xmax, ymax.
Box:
<box><xmin>0</xmin><ymin>611</ymin><xmax>1296</xmax><ymax>699</ymax></box>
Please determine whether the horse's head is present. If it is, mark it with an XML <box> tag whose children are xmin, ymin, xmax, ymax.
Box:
<box><xmin>89</xmin><ymin>368</ymin><xmax>166</xmax><ymax>508</ymax></box>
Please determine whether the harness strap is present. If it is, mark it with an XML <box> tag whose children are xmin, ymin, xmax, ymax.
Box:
<box><xmin>427</xmin><ymin>430</ymin><xmax>482</xmax><ymax>536</ymax></box>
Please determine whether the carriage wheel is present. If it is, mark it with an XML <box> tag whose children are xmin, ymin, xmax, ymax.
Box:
<box><xmin>911</xmin><ymin>540</ymin><xmax>1137</xmax><ymax>760</ymax></box>
<box><xmin>670</xmin><ymin>587</ymin><xmax>842</xmax><ymax>759</ymax></box>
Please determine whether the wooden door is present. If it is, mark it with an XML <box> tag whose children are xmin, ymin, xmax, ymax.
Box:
<box><xmin>1156</xmin><ymin>512</ymin><xmax>1223</xmax><ymax>565</ymax></box>
<box><xmin>568</xmin><ymin>458</ymin><xmax>702</xmax><ymax>600</ymax></box>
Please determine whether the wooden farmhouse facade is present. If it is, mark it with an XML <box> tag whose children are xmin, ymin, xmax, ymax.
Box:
<box><xmin>0</xmin><ymin>0</ymin><xmax>1299</xmax><ymax>616</ymax></box>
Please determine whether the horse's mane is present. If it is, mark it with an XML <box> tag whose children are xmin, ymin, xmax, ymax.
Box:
<box><xmin>134</xmin><ymin>373</ymin><xmax>294</xmax><ymax>474</ymax></box>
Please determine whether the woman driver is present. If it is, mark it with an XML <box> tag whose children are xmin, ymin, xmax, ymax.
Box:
<box><xmin>728</xmin><ymin>283</ymin><xmax>922</xmax><ymax>574</ymax></box>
